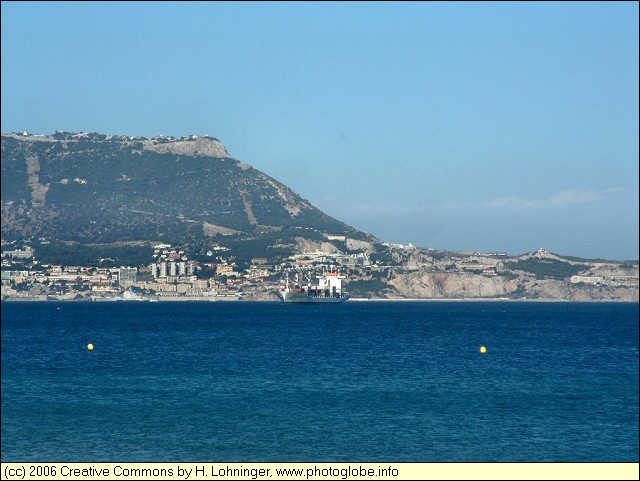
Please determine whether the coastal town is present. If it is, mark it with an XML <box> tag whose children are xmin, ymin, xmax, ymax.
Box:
<box><xmin>3</xmin><ymin>131</ymin><xmax>637</xmax><ymax>303</ymax></box>
<box><xmin>2</xmin><ymin>238</ymin><xmax>638</xmax><ymax>302</ymax></box>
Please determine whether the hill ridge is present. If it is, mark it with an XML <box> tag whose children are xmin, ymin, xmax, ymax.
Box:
<box><xmin>1</xmin><ymin>131</ymin><xmax>377</xmax><ymax>261</ymax></box>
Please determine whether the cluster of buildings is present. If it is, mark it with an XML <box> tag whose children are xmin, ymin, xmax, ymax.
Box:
<box><xmin>3</xmin><ymin>240</ymin><xmax>637</xmax><ymax>302</ymax></box>
<box><xmin>569</xmin><ymin>275</ymin><xmax>639</xmax><ymax>287</ymax></box>
<box><xmin>290</xmin><ymin>250</ymin><xmax>372</xmax><ymax>269</ymax></box>
<box><xmin>0</xmin><ymin>241</ymin><xmax>378</xmax><ymax>302</ymax></box>
<box><xmin>0</xmin><ymin>242</ymin><xmax>226</xmax><ymax>301</ymax></box>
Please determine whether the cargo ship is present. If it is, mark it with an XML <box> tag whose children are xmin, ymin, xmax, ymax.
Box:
<box><xmin>277</xmin><ymin>270</ymin><xmax>349</xmax><ymax>303</ymax></box>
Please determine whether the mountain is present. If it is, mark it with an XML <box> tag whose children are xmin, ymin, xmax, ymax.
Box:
<box><xmin>1</xmin><ymin>131</ymin><xmax>377</xmax><ymax>263</ymax></box>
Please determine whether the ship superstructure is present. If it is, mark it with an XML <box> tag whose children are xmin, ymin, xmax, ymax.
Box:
<box><xmin>277</xmin><ymin>269</ymin><xmax>349</xmax><ymax>303</ymax></box>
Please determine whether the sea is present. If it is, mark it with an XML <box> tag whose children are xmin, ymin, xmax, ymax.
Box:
<box><xmin>1</xmin><ymin>300</ymin><xmax>638</xmax><ymax>463</ymax></box>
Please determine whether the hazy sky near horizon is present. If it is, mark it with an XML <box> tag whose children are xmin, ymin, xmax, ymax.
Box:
<box><xmin>2</xmin><ymin>1</ymin><xmax>638</xmax><ymax>260</ymax></box>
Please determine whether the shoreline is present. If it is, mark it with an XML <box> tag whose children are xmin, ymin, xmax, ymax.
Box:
<box><xmin>2</xmin><ymin>296</ymin><xmax>637</xmax><ymax>303</ymax></box>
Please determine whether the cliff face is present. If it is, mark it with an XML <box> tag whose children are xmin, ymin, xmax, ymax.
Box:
<box><xmin>387</xmin><ymin>271</ymin><xmax>638</xmax><ymax>301</ymax></box>
<box><xmin>142</xmin><ymin>136</ymin><xmax>231</xmax><ymax>158</ymax></box>
<box><xmin>388</xmin><ymin>272</ymin><xmax>517</xmax><ymax>298</ymax></box>
<box><xmin>384</xmin><ymin>261</ymin><xmax>638</xmax><ymax>302</ymax></box>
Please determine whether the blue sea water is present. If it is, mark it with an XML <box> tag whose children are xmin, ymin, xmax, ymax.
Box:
<box><xmin>1</xmin><ymin>301</ymin><xmax>638</xmax><ymax>462</ymax></box>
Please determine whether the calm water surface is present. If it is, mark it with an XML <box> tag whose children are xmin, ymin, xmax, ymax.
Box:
<box><xmin>1</xmin><ymin>301</ymin><xmax>638</xmax><ymax>462</ymax></box>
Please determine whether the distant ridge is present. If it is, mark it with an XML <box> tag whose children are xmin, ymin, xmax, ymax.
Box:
<box><xmin>1</xmin><ymin>131</ymin><xmax>377</xmax><ymax>260</ymax></box>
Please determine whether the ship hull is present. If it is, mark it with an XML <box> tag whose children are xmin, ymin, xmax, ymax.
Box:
<box><xmin>278</xmin><ymin>291</ymin><xmax>349</xmax><ymax>303</ymax></box>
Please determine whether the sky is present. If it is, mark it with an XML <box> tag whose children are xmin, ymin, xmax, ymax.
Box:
<box><xmin>2</xmin><ymin>1</ymin><xmax>638</xmax><ymax>260</ymax></box>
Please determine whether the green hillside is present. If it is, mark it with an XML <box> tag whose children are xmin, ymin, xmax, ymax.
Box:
<box><xmin>1</xmin><ymin>132</ymin><xmax>376</xmax><ymax>264</ymax></box>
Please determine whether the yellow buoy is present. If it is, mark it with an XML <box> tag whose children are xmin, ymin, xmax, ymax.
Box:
<box><xmin>87</xmin><ymin>343</ymin><xmax>94</xmax><ymax>351</ymax></box>
<box><xmin>480</xmin><ymin>346</ymin><xmax>487</xmax><ymax>354</ymax></box>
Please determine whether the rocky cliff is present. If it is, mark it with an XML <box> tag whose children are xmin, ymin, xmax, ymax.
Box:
<box><xmin>382</xmin><ymin>248</ymin><xmax>639</xmax><ymax>302</ymax></box>
<box><xmin>386</xmin><ymin>271</ymin><xmax>638</xmax><ymax>301</ymax></box>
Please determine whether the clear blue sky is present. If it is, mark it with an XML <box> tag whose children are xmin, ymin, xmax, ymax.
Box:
<box><xmin>2</xmin><ymin>1</ymin><xmax>638</xmax><ymax>260</ymax></box>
